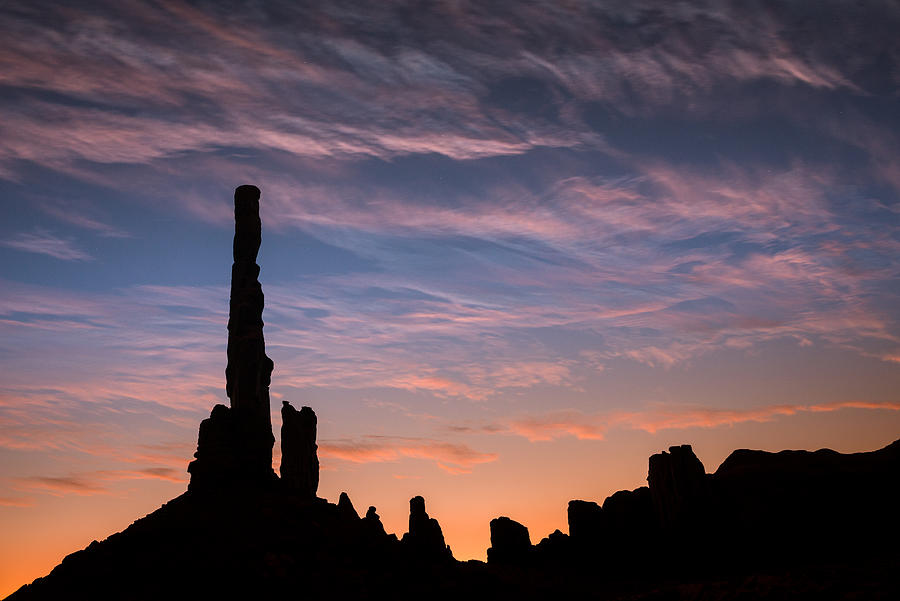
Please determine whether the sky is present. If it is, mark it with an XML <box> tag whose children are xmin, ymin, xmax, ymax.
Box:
<box><xmin>1</xmin><ymin>0</ymin><xmax>900</xmax><ymax>595</ymax></box>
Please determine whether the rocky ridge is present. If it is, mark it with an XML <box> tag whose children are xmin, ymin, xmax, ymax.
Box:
<box><xmin>8</xmin><ymin>186</ymin><xmax>899</xmax><ymax>601</ymax></box>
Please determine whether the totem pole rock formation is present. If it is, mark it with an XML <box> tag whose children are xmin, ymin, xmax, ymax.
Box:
<box><xmin>281</xmin><ymin>401</ymin><xmax>319</xmax><ymax>499</ymax></box>
<box><xmin>188</xmin><ymin>185</ymin><xmax>277</xmax><ymax>490</ymax></box>
<box><xmin>226</xmin><ymin>185</ymin><xmax>276</xmax><ymax>455</ymax></box>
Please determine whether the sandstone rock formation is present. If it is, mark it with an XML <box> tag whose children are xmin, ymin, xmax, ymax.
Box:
<box><xmin>280</xmin><ymin>401</ymin><xmax>319</xmax><ymax>500</ymax></box>
<box><xmin>601</xmin><ymin>486</ymin><xmax>654</xmax><ymax>540</ymax></box>
<box><xmin>487</xmin><ymin>517</ymin><xmax>531</xmax><ymax>564</ymax></box>
<box><xmin>534</xmin><ymin>529</ymin><xmax>568</xmax><ymax>557</ymax></box>
<box><xmin>363</xmin><ymin>506</ymin><xmax>389</xmax><ymax>537</ymax></box>
<box><xmin>338</xmin><ymin>492</ymin><xmax>360</xmax><ymax>520</ymax></box>
<box><xmin>10</xmin><ymin>184</ymin><xmax>900</xmax><ymax>601</ymax></box>
<box><xmin>647</xmin><ymin>444</ymin><xmax>707</xmax><ymax>528</ymax></box>
<box><xmin>401</xmin><ymin>496</ymin><xmax>452</xmax><ymax>561</ymax></box>
<box><xmin>567</xmin><ymin>499</ymin><xmax>602</xmax><ymax>544</ymax></box>
<box><xmin>188</xmin><ymin>185</ymin><xmax>277</xmax><ymax>490</ymax></box>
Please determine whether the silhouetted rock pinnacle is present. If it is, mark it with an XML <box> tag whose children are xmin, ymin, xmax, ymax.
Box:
<box><xmin>487</xmin><ymin>517</ymin><xmax>531</xmax><ymax>564</ymax></box>
<box><xmin>338</xmin><ymin>492</ymin><xmax>360</xmax><ymax>520</ymax></box>
<box><xmin>280</xmin><ymin>401</ymin><xmax>319</xmax><ymax>500</ymax></box>
<box><xmin>226</xmin><ymin>185</ymin><xmax>275</xmax><ymax>453</ymax></box>
<box><xmin>188</xmin><ymin>185</ymin><xmax>276</xmax><ymax>490</ymax></box>
<box><xmin>363</xmin><ymin>506</ymin><xmax>388</xmax><ymax>538</ymax></box>
<box><xmin>401</xmin><ymin>496</ymin><xmax>452</xmax><ymax>561</ymax></box>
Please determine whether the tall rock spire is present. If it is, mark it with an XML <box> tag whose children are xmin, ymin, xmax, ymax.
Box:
<box><xmin>226</xmin><ymin>185</ymin><xmax>275</xmax><ymax>439</ymax></box>
<box><xmin>188</xmin><ymin>185</ymin><xmax>276</xmax><ymax>490</ymax></box>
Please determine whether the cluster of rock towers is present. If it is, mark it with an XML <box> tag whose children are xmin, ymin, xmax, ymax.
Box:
<box><xmin>187</xmin><ymin>185</ymin><xmax>319</xmax><ymax>499</ymax></box>
<box><xmin>8</xmin><ymin>186</ymin><xmax>900</xmax><ymax>601</ymax></box>
<box><xmin>182</xmin><ymin>184</ymin><xmax>720</xmax><ymax>562</ymax></box>
<box><xmin>184</xmin><ymin>185</ymin><xmax>453</xmax><ymax>560</ymax></box>
<box><xmin>180</xmin><ymin>185</ymin><xmax>900</xmax><ymax>574</ymax></box>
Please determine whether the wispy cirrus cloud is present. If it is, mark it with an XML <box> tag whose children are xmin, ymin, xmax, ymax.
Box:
<box><xmin>2</xmin><ymin>3</ymin><xmax>895</xmax><ymax>394</ymax></box>
<box><xmin>320</xmin><ymin>435</ymin><xmax>498</xmax><ymax>474</ymax></box>
<box><xmin>15</xmin><ymin>475</ymin><xmax>106</xmax><ymax>496</ymax></box>
<box><xmin>0</xmin><ymin>495</ymin><xmax>34</xmax><ymax>508</ymax></box>
<box><xmin>14</xmin><ymin>467</ymin><xmax>186</xmax><ymax>498</ymax></box>
<box><xmin>37</xmin><ymin>202</ymin><xmax>130</xmax><ymax>238</ymax></box>
<box><xmin>1</xmin><ymin>1</ymin><xmax>896</xmax><ymax>180</ymax></box>
<box><xmin>460</xmin><ymin>400</ymin><xmax>900</xmax><ymax>442</ymax></box>
<box><xmin>1</xmin><ymin>229</ymin><xmax>92</xmax><ymax>261</ymax></box>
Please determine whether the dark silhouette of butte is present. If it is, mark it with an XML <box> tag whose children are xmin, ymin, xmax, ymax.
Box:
<box><xmin>8</xmin><ymin>187</ymin><xmax>900</xmax><ymax>600</ymax></box>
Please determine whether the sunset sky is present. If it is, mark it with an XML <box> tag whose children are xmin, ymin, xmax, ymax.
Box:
<box><xmin>2</xmin><ymin>1</ymin><xmax>900</xmax><ymax>595</ymax></box>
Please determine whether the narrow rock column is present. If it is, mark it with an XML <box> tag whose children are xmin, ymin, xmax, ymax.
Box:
<box><xmin>280</xmin><ymin>401</ymin><xmax>319</xmax><ymax>500</ymax></box>
<box><xmin>188</xmin><ymin>185</ymin><xmax>276</xmax><ymax>490</ymax></box>
<box><xmin>401</xmin><ymin>496</ymin><xmax>452</xmax><ymax>560</ymax></box>
<box><xmin>227</xmin><ymin>185</ymin><xmax>275</xmax><ymax>443</ymax></box>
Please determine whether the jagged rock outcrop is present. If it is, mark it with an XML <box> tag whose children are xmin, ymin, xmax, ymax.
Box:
<box><xmin>188</xmin><ymin>185</ymin><xmax>276</xmax><ymax>490</ymax></box>
<box><xmin>9</xmin><ymin>186</ymin><xmax>900</xmax><ymax>601</ymax></box>
<box><xmin>487</xmin><ymin>517</ymin><xmax>531</xmax><ymax>564</ymax></box>
<box><xmin>534</xmin><ymin>529</ymin><xmax>568</xmax><ymax>557</ymax></box>
<box><xmin>337</xmin><ymin>492</ymin><xmax>360</xmax><ymax>520</ymax></box>
<box><xmin>363</xmin><ymin>506</ymin><xmax>389</xmax><ymax>538</ymax></box>
<box><xmin>566</xmin><ymin>488</ymin><xmax>654</xmax><ymax>557</ymax></box>
<box><xmin>11</xmin><ymin>432</ymin><xmax>900</xmax><ymax>600</ymax></box>
<box><xmin>280</xmin><ymin>402</ymin><xmax>319</xmax><ymax>499</ymax></box>
<box><xmin>647</xmin><ymin>444</ymin><xmax>707</xmax><ymax>528</ymax></box>
<box><xmin>567</xmin><ymin>499</ymin><xmax>602</xmax><ymax>544</ymax></box>
<box><xmin>601</xmin><ymin>486</ymin><xmax>654</xmax><ymax>538</ymax></box>
<box><xmin>401</xmin><ymin>496</ymin><xmax>452</xmax><ymax>561</ymax></box>
<box><xmin>186</xmin><ymin>404</ymin><xmax>241</xmax><ymax>490</ymax></box>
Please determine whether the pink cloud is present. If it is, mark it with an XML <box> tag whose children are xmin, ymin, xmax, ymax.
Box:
<box><xmin>0</xmin><ymin>496</ymin><xmax>35</xmax><ymax>508</ymax></box>
<box><xmin>115</xmin><ymin>467</ymin><xmax>185</xmax><ymax>483</ymax></box>
<box><xmin>1</xmin><ymin>229</ymin><xmax>93</xmax><ymax>261</ymax></box>
<box><xmin>478</xmin><ymin>400</ymin><xmax>900</xmax><ymax>442</ymax></box>
<box><xmin>319</xmin><ymin>436</ymin><xmax>497</xmax><ymax>474</ymax></box>
<box><xmin>15</xmin><ymin>467</ymin><xmax>187</xmax><ymax>498</ymax></box>
<box><xmin>16</xmin><ymin>475</ymin><xmax>107</xmax><ymax>496</ymax></box>
<box><xmin>508</xmin><ymin>411</ymin><xmax>606</xmax><ymax>442</ymax></box>
<box><xmin>436</xmin><ymin>463</ymin><xmax>473</xmax><ymax>475</ymax></box>
<box><xmin>37</xmin><ymin>202</ymin><xmax>130</xmax><ymax>238</ymax></box>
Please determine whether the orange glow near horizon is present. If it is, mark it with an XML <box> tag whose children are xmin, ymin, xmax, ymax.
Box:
<box><xmin>2</xmin><ymin>2</ymin><xmax>900</xmax><ymax>597</ymax></box>
<box><xmin>3</xmin><ymin>402</ymin><xmax>900</xmax><ymax>597</ymax></box>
